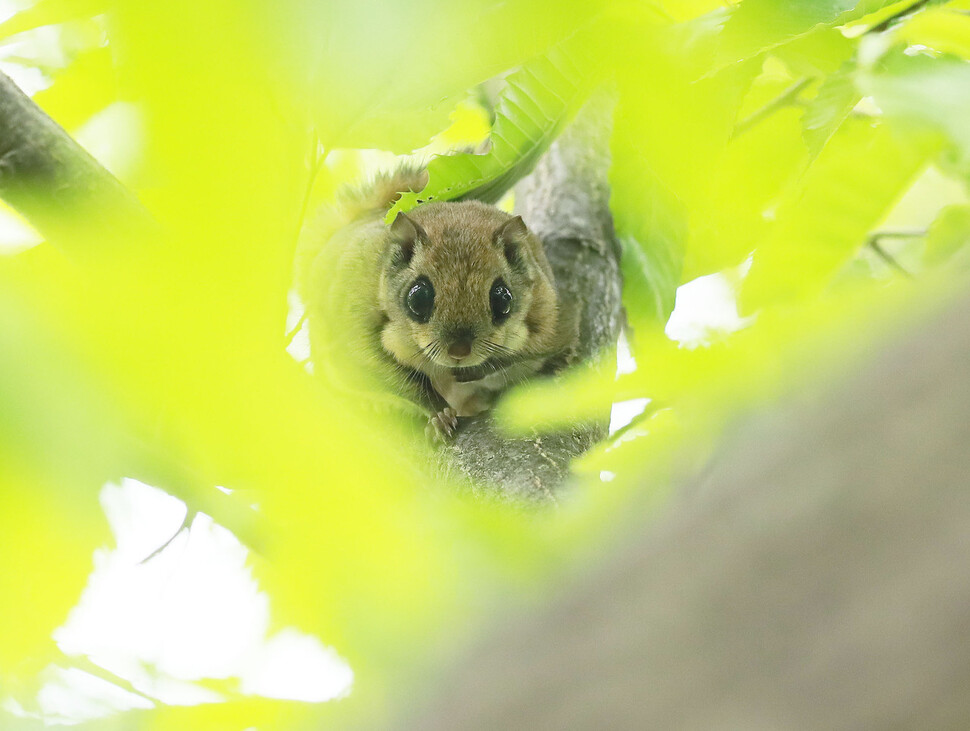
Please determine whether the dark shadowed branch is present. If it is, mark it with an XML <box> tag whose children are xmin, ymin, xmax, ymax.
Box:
<box><xmin>0</xmin><ymin>70</ymin><xmax>152</xmax><ymax>251</ymax></box>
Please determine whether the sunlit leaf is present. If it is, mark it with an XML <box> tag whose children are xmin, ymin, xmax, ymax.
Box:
<box><xmin>610</xmin><ymin>14</ymin><xmax>756</xmax><ymax>311</ymax></box>
<box><xmin>0</xmin><ymin>484</ymin><xmax>104</xmax><ymax>688</ymax></box>
<box><xmin>297</xmin><ymin>0</ymin><xmax>607</xmax><ymax>153</ymax></box>
<box><xmin>801</xmin><ymin>63</ymin><xmax>859</xmax><ymax>159</ymax></box>
<box><xmin>716</xmin><ymin>0</ymin><xmax>897</xmax><ymax>65</ymax></box>
<box><xmin>33</xmin><ymin>48</ymin><xmax>116</xmax><ymax>131</ymax></box>
<box><xmin>388</xmin><ymin>39</ymin><xmax>594</xmax><ymax>218</ymax></box>
<box><xmin>687</xmin><ymin>73</ymin><xmax>809</xmax><ymax>277</ymax></box>
<box><xmin>654</xmin><ymin>0</ymin><xmax>738</xmax><ymax>22</ymax></box>
<box><xmin>859</xmin><ymin>50</ymin><xmax>970</xmax><ymax>179</ymax></box>
<box><xmin>743</xmin><ymin>119</ymin><xmax>931</xmax><ymax>309</ymax></box>
<box><xmin>0</xmin><ymin>283</ymin><xmax>112</xmax><ymax>693</ymax></box>
<box><xmin>612</xmin><ymin>180</ymin><xmax>686</xmax><ymax>328</ymax></box>
<box><xmin>924</xmin><ymin>204</ymin><xmax>970</xmax><ymax>267</ymax></box>
<box><xmin>896</xmin><ymin>7</ymin><xmax>970</xmax><ymax>59</ymax></box>
<box><xmin>772</xmin><ymin>26</ymin><xmax>855</xmax><ymax>77</ymax></box>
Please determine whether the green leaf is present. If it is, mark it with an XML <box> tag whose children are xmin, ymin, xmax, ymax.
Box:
<box><xmin>305</xmin><ymin>0</ymin><xmax>606</xmax><ymax>153</ymax></box>
<box><xmin>0</xmin><ymin>274</ymin><xmax>116</xmax><ymax>687</ymax></box>
<box><xmin>616</xmin><ymin>190</ymin><xmax>687</xmax><ymax>329</ymax></box>
<box><xmin>772</xmin><ymin>26</ymin><xmax>856</xmax><ymax>76</ymax></box>
<box><xmin>33</xmin><ymin>48</ymin><xmax>117</xmax><ymax>130</ymax></box>
<box><xmin>716</xmin><ymin>0</ymin><xmax>897</xmax><ymax>65</ymax></box>
<box><xmin>859</xmin><ymin>50</ymin><xmax>970</xmax><ymax>180</ymax></box>
<box><xmin>610</xmin><ymin>15</ymin><xmax>757</xmax><ymax>311</ymax></box>
<box><xmin>608</xmin><ymin>91</ymin><xmax>685</xmax><ymax>326</ymax></box>
<box><xmin>743</xmin><ymin>119</ymin><xmax>931</xmax><ymax>309</ymax></box>
<box><xmin>924</xmin><ymin>204</ymin><xmax>970</xmax><ymax>267</ymax></box>
<box><xmin>801</xmin><ymin>63</ymin><xmax>860</xmax><ymax>159</ymax></box>
<box><xmin>687</xmin><ymin>81</ymin><xmax>810</xmax><ymax>278</ymax></box>
<box><xmin>897</xmin><ymin>7</ymin><xmax>970</xmax><ymax>58</ymax></box>
<box><xmin>387</xmin><ymin>40</ymin><xmax>592</xmax><ymax>218</ymax></box>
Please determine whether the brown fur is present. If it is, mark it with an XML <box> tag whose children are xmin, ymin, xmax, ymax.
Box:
<box><xmin>378</xmin><ymin>201</ymin><xmax>571</xmax><ymax>417</ymax></box>
<box><xmin>302</xmin><ymin>166</ymin><xmax>575</xmax><ymax>423</ymax></box>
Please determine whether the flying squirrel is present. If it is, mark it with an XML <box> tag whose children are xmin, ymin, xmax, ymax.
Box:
<box><xmin>299</xmin><ymin>165</ymin><xmax>578</xmax><ymax>440</ymax></box>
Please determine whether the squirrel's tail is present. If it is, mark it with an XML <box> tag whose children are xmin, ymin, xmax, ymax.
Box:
<box><xmin>294</xmin><ymin>162</ymin><xmax>428</xmax><ymax>299</ymax></box>
<box><xmin>338</xmin><ymin>164</ymin><xmax>429</xmax><ymax>221</ymax></box>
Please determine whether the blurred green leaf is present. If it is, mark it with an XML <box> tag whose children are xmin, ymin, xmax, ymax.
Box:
<box><xmin>296</xmin><ymin>0</ymin><xmax>607</xmax><ymax>153</ymax></box>
<box><xmin>687</xmin><ymin>88</ymin><xmax>809</xmax><ymax>278</ymax></box>
<box><xmin>802</xmin><ymin>63</ymin><xmax>860</xmax><ymax>159</ymax></box>
<box><xmin>612</xmin><ymin>172</ymin><xmax>687</xmax><ymax>328</ymax></box>
<box><xmin>388</xmin><ymin>39</ymin><xmax>594</xmax><ymax>217</ymax></box>
<box><xmin>0</xmin><ymin>271</ymin><xmax>113</xmax><ymax>687</ymax></box>
<box><xmin>860</xmin><ymin>50</ymin><xmax>970</xmax><ymax>179</ymax></box>
<box><xmin>743</xmin><ymin>119</ymin><xmax>931</xmax><ymax>309</ymax></box>
<box><xmin>716</xmin><ymin>0</ymin><xmax>897</xmax><ymax>65</ymax></box>
<box><xmin>924</xmin><ymin>204</ymin><xmax>970</xmax><ymax>267</ymax></box>
<box><xmin>655</xmin><ymin>0</ymin><xmax>735</xmax><ymax>22</ymax></box>
<box><xmin>610</xmin><ymin>13</ymin><xmax>757</xmax><ymax>304</ymax></box>
<box><xmin>33</xmin><ymin>48</ymin><xmax>116</xmax><ymax>130</ymax></box>
<box><xmin>896</xmin><ymin>7</ymin><xmax>970</xmax><ymax>58</ymax></box>
<box><xmin>0</xmin><ymin>261</ymin><xmax>130</xmax><ymax>490</ymax></box>
<box><xmin>773</xmin><ymin>26</ymin><xmax>855</xmax><ymax>76</ymax></box>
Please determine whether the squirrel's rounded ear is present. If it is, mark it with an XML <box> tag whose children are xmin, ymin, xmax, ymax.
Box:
<box><xmin>494</xmin><ymin>215</ymin><xmax>529</xmax><ymax>244</ymax></box>
<box><xmin>389</xmin><ymin>211</ymin><xmax>426</xmax><ymax>265</ymax></box>
<box><xmin>494</xmin><ymin>215</ymin><xmax>529</xmax><ymax>267</ymax></box>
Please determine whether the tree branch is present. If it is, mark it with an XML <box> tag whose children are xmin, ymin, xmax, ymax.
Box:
<box><xmin>439</xmin><ymin>100</ymin><xmax>622</xmax><ymax>503</ymax></box>
<box><xmin>0</xmin><ymin>70</ymin><xmax>152</xmax><ymax>252</ymax></box>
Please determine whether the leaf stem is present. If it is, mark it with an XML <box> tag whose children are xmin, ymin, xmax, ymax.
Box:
<box><xmin>867</xmin><ymin>230</ymin><xmax>925</xmax><ymax>279</ymax></box>
<box><xmin>867</xmin><ymin>0</ymin><xmax>932</xmax><ymax>34</ymax></box>
<box><xmin>66</xmin><ymin>656</ymin><xmax>166</xmax><ymax>707</ymax></box>
<box><xmin>732</xmin><ymin>78</ymin><xmax>814</xmax><ymax>139</ymax></box>
<box><xmin>139</xmin><ymin>510</ymin><xmax>194</xmax><ymax>564</ymax></box>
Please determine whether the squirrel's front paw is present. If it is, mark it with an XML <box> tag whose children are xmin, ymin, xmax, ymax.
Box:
<box><xmin>426</xmin><ymin>407</ymin><xmax>459</xmax><ymax>442</ymax></box>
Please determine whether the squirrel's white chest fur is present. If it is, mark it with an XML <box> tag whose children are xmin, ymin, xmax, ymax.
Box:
<box><xmin>429</xmin><ymin>371</ymin><xmax>505</xmax><ymax>417</ymax></box>
<box><xmin>429</xmin><ymin>361</ymin><xmax>540</xmax><ymax>417</ymax></box>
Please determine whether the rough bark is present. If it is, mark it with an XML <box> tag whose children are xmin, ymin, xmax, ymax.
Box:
<box><xmin>440</xmin><ymin>102</ymin><xmax>623</xmax><ymax>504</ymax></box>
<box><xmin>407</xmin><ymin>289</ymin><xmax>970</xmax><ymax>729</ymax></box>
<box><xmin>0</xmin><ymin>70</ymin><xmax>151</xmax><ymax>252</ymax></box>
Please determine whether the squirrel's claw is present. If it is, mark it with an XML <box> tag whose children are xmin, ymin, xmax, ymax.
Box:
<box><xmin>427</xmin><ymin>407</ymin><xmax>459</xmax><ymax>442</ymax></box>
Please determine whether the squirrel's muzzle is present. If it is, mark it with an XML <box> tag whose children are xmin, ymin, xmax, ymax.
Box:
<box><xmin>445</xmin><ymin>326</ymin><xmax>475</xmax><ymax>360</ymax></box>
<box><xmin>448</xmin><ymin>340</ymin><xmax>472</xmax><ymax>359</ymax></box>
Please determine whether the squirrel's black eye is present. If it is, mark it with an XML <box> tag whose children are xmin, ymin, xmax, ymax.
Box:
<box><xmin>405</xmin><ymin>277</ymin><xmax>434</xmax><ymax>323</ymax></box>
<box><xmin>490</xmin><ymin>279</ymin><xmax>513</xmax><ymax>322</ymax></box>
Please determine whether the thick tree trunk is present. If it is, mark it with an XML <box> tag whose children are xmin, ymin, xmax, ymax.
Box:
<box><xmin>441</xmin><ymin>101</ymin><xmax>623</xmax><ymax>503</ymax></box>
<box><xmin>406</xmin><ymin>288</ymin><xmax>970</xmax><ymax>729</ymax></box>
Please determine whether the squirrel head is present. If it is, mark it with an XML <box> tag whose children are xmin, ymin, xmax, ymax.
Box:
<box><xmin>377</xmin><ymin>201</ymin><xmax>558</xmax><ymax>376</ymax></box>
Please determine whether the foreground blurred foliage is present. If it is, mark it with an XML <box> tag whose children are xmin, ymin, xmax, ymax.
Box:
<box><xmin>1</xmin><ymin>0</ymin><xmax>969</xmax><ymax>727</ymax></box>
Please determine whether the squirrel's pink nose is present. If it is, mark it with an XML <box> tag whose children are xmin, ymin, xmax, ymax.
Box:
<box><xmin>448</xmin><ymin>341</ymin><xmax>472</xmax><ymax>359</ymax></box>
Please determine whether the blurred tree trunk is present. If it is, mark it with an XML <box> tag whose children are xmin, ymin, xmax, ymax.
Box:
<box><xmin>406</xmin><ymin>288</ymin><xmax>970</xmax><ymax>728</ymax></box>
